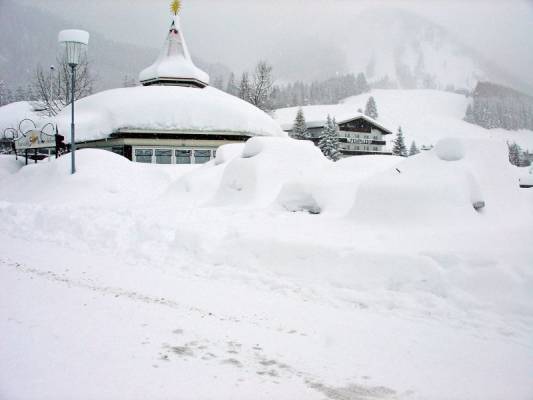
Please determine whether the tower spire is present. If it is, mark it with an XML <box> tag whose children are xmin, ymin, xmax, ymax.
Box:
<box><xmin>139</xmin><ymin>0</ymin><xmax>209</xmax><ymax>88</ymax></box>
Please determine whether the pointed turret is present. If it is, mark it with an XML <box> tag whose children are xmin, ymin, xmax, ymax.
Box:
<box><xmin>139</xmin><ymin>1</ymin><xmax>209</xmax><ymax>88</ymax></box>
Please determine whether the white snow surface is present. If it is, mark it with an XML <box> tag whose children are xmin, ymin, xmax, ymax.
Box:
<box><xmin>0</xmin><ymin>101</ymin><xmax>40</xmax><ymax>135</ymax></box>
<box><xmin>50</xmin><ymin>85</ymin><xmax>285</xmax><ymax>142</ymax></box>
<box><xmin>274</xmin><ymin>89</ymin><xmax>533</xmax><ymax>151</ymax></box>
<box><xmin>0</xmin><ymin>135</ymin><xmax>532</xmax><ymax>400</ymax></box>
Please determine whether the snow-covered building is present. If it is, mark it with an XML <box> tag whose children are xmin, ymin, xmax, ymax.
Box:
<box><xmin>52</xmin><ymin>4</ymin><xmax>284</xmax><ymax>164</ymax></box>
<box><xmin>275</xmin><ymin>107</ymin><xmax>393</xmax><ymax>156</ymax></box>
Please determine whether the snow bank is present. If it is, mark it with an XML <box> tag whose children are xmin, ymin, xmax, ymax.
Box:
<box><xmin>351</xmin><ymin>138</ymin><xmax>528</xmax><ymax>226</ymax></box>
<box><xmin>0</xmin><ymin>101</ymin><xmax>41</xmax><ymax>135</ymax></box>
<box><xmin>0</xmin><ymin>155</ymin><xmax>24</xmax><ymax>179</ymax></box>
<box><xmin>52</xmin><ymin>86</ymin><xmax>286</xmax><ymax>143</ymax></box>
<box><xmin>0</xmin><ymin>149</ymin><xmax>187</xmax><ymax>206</ymax></box>
<box><xmin>209</xmin><ymin>137</ymin><xmax>329</xmax><ymax>207</ymax></box>
<box><xmin>165</xmin><ymin>143</ymin><xmax>245</xmax><ymax>204</ymax></box>
<box><xmin>274</xmin><ymin>90</ymin><xmax>533</xmax><ymax>151</ymax></box>
<box><xmin>276</xmin><ymin>154</ymin><xmax>403</xmax><ymax>215</ymax></box>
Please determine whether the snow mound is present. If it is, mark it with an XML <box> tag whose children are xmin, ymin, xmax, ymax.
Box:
<box><xmin>166</xmin><ymin>144</ymin><xmax>245</xmax><ymax>204</ymax></box>
<box><xmin>52</xmin><ymin>86</ymin><xmax>286</xmax><ymax>143</ymax></box>
<box><xmin>275</xmin><ymin>154</ymin><xmax>403</xmax><ymax>215</ymax></box>
<box><xmin>435</xmin><ymin>137</ymin><xmax>465</xmax><ymax>161</ymax></box>
<box><xmin>351</xmin><ymin>139</ymin><xmax>527</xmax><ymax>226</ymax></box>
<box><xmin>0</xmin><ymin>155</ymin><xmax>24</xmax><ymax>179</ymax></box>
<box><xmin>0</xmin><ymin>149</ymin><xmax>184</xmax><ymax>205</ymax></box>
<box><xmin>276</xmin><ymin>183</ymin><xmax>322</xmax><ymax>214</ymax></box>
<box><xmin>214</xmin><ymin>143</ymin><xmax>244</xmax><ymax>165</ymax></box>
<box><xmin>209</xmin><ymin>137</ymin><xmax>330</xmax><ymax>207</ymax></box>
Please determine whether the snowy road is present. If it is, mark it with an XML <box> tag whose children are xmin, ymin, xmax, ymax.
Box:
<box><xmin>1</xmin><ymin>228</ymin><xmax>532</xmax><ymax>400</ymax></box>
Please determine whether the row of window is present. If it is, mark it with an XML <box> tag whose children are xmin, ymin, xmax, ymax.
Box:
<box><xmin>341</xmin><ymin>144</ymin><xmax>380</xmax><ymax>152</ymax></box>
<box><xmin>340</xmin><ymin>132</ymin><xmax>380</xmax><ymax>140</ymax></box>
<box><xmin>133</xmin><ymin>148</ymin><xmax>216</xmax><ymax>164</ymax></box>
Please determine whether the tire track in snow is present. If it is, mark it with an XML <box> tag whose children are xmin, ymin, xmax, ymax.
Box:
<box><xmin>1</xmin><ymin>257</ymin><xmax>400</xmax><ymax>400</ymax></box>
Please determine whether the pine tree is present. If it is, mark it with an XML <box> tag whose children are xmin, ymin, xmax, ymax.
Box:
<box><xmin>409</xmin><ymin>140</ymin><xmax>420</xmax><ymax>156</ymax></box>
<box><xmin>508</xmin><ymin>142</ymin><xmax>521</xmax><ymax>166</ymax></box>
<box><xmin>238</xmin><ymin>72</ymin><xmax>251</xmax><ymax>102</ymax></box>
<box><xmin>364</xmin><ymin>96</ymin><xmax>378</xmax><ymax>119</ymax></box>
<box><xmin>291</xmin><ymin>108</ymin><xmax>310</xmax><ymax>140</ymax></box>
<box><xmin>392</xmin><ymin>126</ymin><xmax>408</xmax><ymax>157</ymax></box>
<box><xmin>355</xmin><ymin>73</ymin><xmax>370</xmax><ymax>94</ymax></box>
<box><xmin>318</xmin><ymin>115</ymin><xmax>341</xmax><ymax>161</ymax></box>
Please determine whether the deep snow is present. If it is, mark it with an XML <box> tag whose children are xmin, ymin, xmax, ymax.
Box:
<box><xmin>0</xmin><ymin>136</ymin><xmax>532</xmax><ymax>400</ymax></box>
<box><xmin>274</xmin><ymin>89</ymin><xmax>533</xmax><ymax>151</ymax></box>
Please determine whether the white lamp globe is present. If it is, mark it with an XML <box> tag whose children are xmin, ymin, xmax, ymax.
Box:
<box><xmin>58</xmin><ymin>29</ymin><xmax>89</xmax><ymax>66</ymax></box>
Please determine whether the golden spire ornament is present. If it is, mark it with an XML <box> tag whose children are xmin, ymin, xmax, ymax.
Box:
<box><xmin>170</xmin><ymin>0</ymin><xmax>181</xmax><ymax>15</ymax></box>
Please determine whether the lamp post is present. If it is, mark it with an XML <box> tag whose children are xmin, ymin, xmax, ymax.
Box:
<box><xmin>58</xmin><ymin>29</ymin><xmax>89</xmax><ymax>174</ymax></box>
<box><xmin>49</xmin><ymin>65</ymin><xmax>55</xmax><ymax>117</ymax></box>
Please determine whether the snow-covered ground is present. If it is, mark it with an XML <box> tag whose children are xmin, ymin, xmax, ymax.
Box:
<box><xmin>1</xmin><ymin>134</ymin><xmax>532</xmax><ymax>399</ymax></box>
<box><xmin>274</xmin><ymin>89</ymin><xmax>533</xmax><ymax>151</ymax></box>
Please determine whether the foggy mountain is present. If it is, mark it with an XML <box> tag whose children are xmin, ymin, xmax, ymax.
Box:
<box><xmin>1</xmin><ymin>0</ymin><xmax>531</xmax><ymax>96</ymax></box>
<box><xmin>0</xmin><ymin>0</ymin><xmax>230</xmax><ymax>91</ymax></box>
<box><xmin>268</xmin><ymin>8</ymin><xmax>532</xmax><ymax>95</ymax></box>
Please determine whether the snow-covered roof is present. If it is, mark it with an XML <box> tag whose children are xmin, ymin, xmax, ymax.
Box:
<box><xmin>139</xmin><ymin>16</ymin><xmax>209</xmax><ymax>87</ymax></box>
<box><xmin>274</xmin><ymin>105</ymin><xmax>393</xmax><ymax>134</ymax></box>
<box><xmin>52</xmin><ymin>85</ymin><xmax>286</xmax><ymax>143</ymax></box>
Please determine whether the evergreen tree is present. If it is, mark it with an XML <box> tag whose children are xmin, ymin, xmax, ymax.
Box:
<box><xmin>364</xmin><ymin>96</ymin><xmax>378</xmax><ymax>119</ymax></box>
<box><xmin>392</xmin><ymin>126</ymin><xmax>408</xmax><ymax>157</ymax></box>
<box><xmin>355</xmin><ymin>73</ymin><xmax>370</xmax><ymax>93</ymax></box>
<box><xmin>508</xmin><ymin>142</ymin><xmax>521</xmax><ymax>166</ymax></box>
<box><xmin>318</xmin><ymin>115</ymin><xmax>341</xmax><ymax>161</ymax></box>
<box><xmin>409</xmin><ymin>140</ymin><xmax>420</xmax><ymax>156</ymax></box>
<box><xmin>291</xmin><ymin>108</ymin><xmax>310</xmax><ymax>140</ymax></box>
<box><xmin>238</xmin><ymin>72</ymin><xmax>251</xmax><ymax>102</ymax></box>
<box><xmin>212</xmin><ymin>75</ymin><xmax>224</xmax><ymax>90</ymax></box>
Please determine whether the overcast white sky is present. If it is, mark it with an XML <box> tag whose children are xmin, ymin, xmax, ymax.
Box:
<box><xmin>15</xmin><ymin>0</ymin><xmax>533</xmax><ymax>85</ymax></box>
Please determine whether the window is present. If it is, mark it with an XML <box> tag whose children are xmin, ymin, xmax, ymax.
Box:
<box><xmin>194</xmin><ymin>150</ymin><xmax>211</xmax><ymax>164</ymax></box>
<box><xmin>155</xmin><ymin>149</ymin><xmax>172</xmax><ymax>164</ymax></box>
<box><xmin>175</xmin><ymin>150</ymin><xmax>192</xmax><ymax>164</ymax></box>
<box><xmin>135</xmin><ymin>149</ymin><xmax>153</xmax><ymax>163</ymax></box>
<box><xmin>112</xmin><ymin>146</ymin><xmax>124</xmax><ymax>156</ymax></box>
<box><xmin>373</xmin><ymin>146</ymin><xmax>378</xmax><ymax>151</ymax></box>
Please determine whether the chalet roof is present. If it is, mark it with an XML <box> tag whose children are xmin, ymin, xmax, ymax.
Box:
<box><xmin>275</xmin><ymin>106</ymin><xmax>394</xmax><ymax>135</ymax></box>
<box><xmin>139</xmin><ymin>16</ymin><xmax>209</xmax><ymax>88</ymax></box>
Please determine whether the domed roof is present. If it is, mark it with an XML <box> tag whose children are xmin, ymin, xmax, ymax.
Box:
<box><xmin>53</xmin><ymin>85</ymin><xmax>286</xmax><ymax>143</ymax></box>
<box><xmin>139</xmin><ymin>16</ymin><xmax>209</xmax><ymax>88</ymax></box>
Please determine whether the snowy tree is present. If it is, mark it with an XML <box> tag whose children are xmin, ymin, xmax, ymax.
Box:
<box><xmin>291</xmin><ymin>108</ymin><xmax>310</xmax><ymax>140</ymax></box>
<box><xmin>364</xmin><ymin>96</ymin><xmax>378</xmax><ymax>119</ymax></box>
<box><xmin>225</xmin><ymin>73</ymin><xmax>238</xmax><ymax>96</ymax></box>
<box><xmin>318</xmin><ymin>115</ymin><xmax>341</xmax><ymax>161</ymax></box>
<box><xmin>0</xmin><ymin>81</ymin><xmax>9</xmax><ymax>106</ymax></box>
<box><xmin>508</xmin><ymin>142</ymin><xmax>522</xmax><ymax>166</ymax></box>
<box><xmin>409</xmin><ymin>140</ymin><xmax>420</xmax><ymax>156</ymax></box>
<box><xmin>238</xmin><ymin>72</ymin><xmax>251</xmax><ymax>103</ymax></box>
<box><xmin>249</xmin><ymin>61</ymin><xmax>274</xmax><ymax>112</ymax></box>
<box><xmin>392</xmin><ymin>126</ymin><xmax>408</xmax><ymax>157</ymax></box>
<box><xmin>31</xmin><ymin>56</ymin><xmax>94</xmax><ymax>116</ymax></box>
<box><xmin>355</xmin><ymin>73</ymin><xmax>370</xmax><ymax>94</ymax></box>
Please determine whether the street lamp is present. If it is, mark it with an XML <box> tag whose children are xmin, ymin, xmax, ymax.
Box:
<box><xmin>58</xmin><ymin>29</ymin><xmax>89</xmax><ymax>174</ymax></box>
<box><xmin>49</xmin><ymin>65</ymin><xmax>55</xmax><ymax>117</ymax></box>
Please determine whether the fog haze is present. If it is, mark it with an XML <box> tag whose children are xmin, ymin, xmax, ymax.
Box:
<box><xmin>6</xmin><ymin>0</ymin><xmax>533</xmax><ymax>89</ymax></box>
